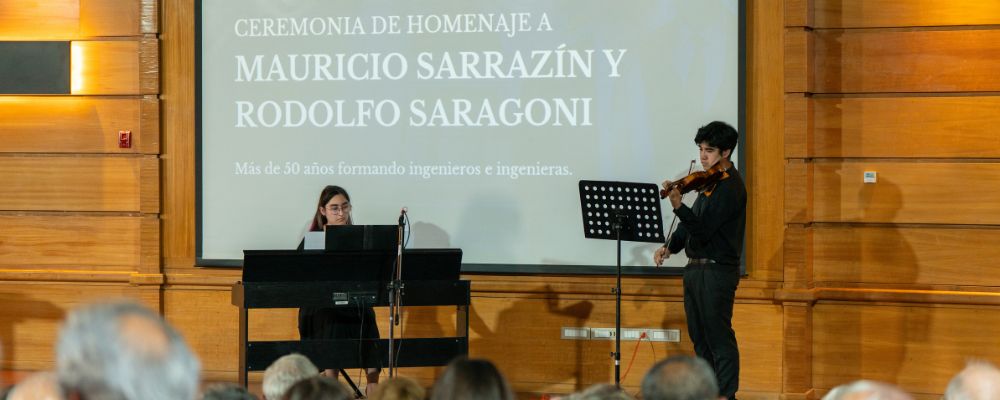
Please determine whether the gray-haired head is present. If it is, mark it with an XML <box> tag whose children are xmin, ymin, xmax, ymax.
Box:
<box><xmin>641</xmin><ymin>355</ymin><xmax>719</xmax><ymax>400</ymax></box>
<box><xmin>822</xmin><ymin>380</ymin><xmax>912</xmax><ymax>400</ymax></box>
<box><xmin>262</xmin><ymin>353</ymin><xmax>319</xmax><ymax>400</ymax></box>
<box><xmin>56</xmin><ymin>300</ymin><xmax>201</xmax><ymax>400</ymax></box>
<box><xmin>945</xmin><ymin>361</ymin><xmax>1000</xmax><ymax>400</ymax></box>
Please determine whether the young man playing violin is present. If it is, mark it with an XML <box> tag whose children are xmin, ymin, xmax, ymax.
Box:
<box><xmin>653</xmin><ymin>121</ymin><xmax>746</xmax><ymax>400</ymax></box>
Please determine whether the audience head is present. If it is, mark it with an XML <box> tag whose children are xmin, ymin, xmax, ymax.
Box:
<box><xmin>7</xmin><ymin>371</ymin><xmax>64</xmax><ymax>400</ymax></box>
<box><xmin>822</xmin><ymin>380</ymin><xmax>912</xmax><ymax>400</ymax></box>
<box><xmin>945</xmin><ymin>361</ymin><xmax>1000</xmax><ymax>400</ymax></box>
<box><xmin>56</xmin><ymin>299</ymin><xmax>200</xmax><ymax>400</ymax></box>
<box><xmin>641</xmin><ymin>355</ymin><xmax>720</xmax><ymax>400</ymax></box>
<box><xmin>370</xmin><ymin>376</ymin><xmax>425</xmax><ymax>400</ymax></box>
<box><xmin>202</xmin><ymin>383</ymin><xmax>258</xmax><ymax>400</ymax></box>
<box><xmin>263</xmin><ymin>353</ymin><xmax>320</xmax><ymax>400</ymax></box>
<box><xmin>567</xmin><ymin>383</ymin><xmax>635</xmax><ymax>400</ymax></box>
<box><xmin>280</xmin><ymin>376</ymin><xmax>351</xmax><ymax>400</ymax></box>
<box><xmin>311</xmin><ymin>185</ymin><xmax>352</xmax><ymax>230</ymax></box>
<box><xmin>431</xmin><ymin>357</ymin><xmax>514</xmax><ymax>400</ymax></box>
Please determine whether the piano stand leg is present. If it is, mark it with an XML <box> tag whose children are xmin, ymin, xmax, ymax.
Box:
<box><xmin>338</xmin><ymin>369</ymin><xmax>365</xmax><ymax>399</ymax></box>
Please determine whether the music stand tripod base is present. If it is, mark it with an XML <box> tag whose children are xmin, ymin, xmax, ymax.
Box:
<box><xmin>578</xmin><ymin>180</ymin><xmax>665</xmax><ymax>387</ymax></box>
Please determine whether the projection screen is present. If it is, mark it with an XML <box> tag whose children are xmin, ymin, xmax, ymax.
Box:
<box><xmin>197</xmin><ymin>0</ymin><xmax>745</xmax><ymax>270</ymax></box>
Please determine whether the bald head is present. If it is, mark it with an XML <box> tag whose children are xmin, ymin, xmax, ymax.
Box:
<box><xmin>822</xmin><ymin>380</ymin><xmax>912</xmax><ymax>400</ymax></box>
<box><xmin>641</xmin><ymin>355</ymin><xmax>719</xmax><ymax>400</ymax></box>
<box><xmin>946</xmin><ymin>361</ymin><xmax>1000</xmax><ymax>400</ymax></box>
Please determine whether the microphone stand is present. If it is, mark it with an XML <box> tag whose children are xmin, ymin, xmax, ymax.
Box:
<box><xmin>387</xmin><ymin>209</ymin><xmax>405</xmax><ymax>377</ymax></box>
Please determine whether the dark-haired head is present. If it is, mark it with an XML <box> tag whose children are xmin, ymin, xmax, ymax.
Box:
<box><xmin>311</xmin><ymin>185</ymin><xmax>352</xmax><ymax>231</ymax></box>
<box><xmin>693</xmin><ymin>121</ymin><xmax>738</xmax><ymax>158</ymax></box>
<box><xmin>430</xmin><ymin>358</ymin><xmax>514</xmax><ymax>400</ymax></box>
<box><xmin>281</xmin><ymin>376</ymin><xmax>351</xmax><ymax>400</ymax></box>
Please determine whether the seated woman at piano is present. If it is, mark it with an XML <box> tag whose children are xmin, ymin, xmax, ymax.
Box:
<box><xmin>298</xmin><ymin>185</ymin><xmax>381</xmax><ymax>395</ymax></box>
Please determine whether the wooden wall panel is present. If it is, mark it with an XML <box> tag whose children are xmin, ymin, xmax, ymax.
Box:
<box><xmin>0</xmin><ymin>156</ymin><xmax>157</xmax><ymax>213</ymax></box>
<box><xmin>813</xmin><ymin>0</ymin><xmax>1000</xmax><ymax>29</ymax></box>
<box><xmin>784</xmin><ymin>160</ymin><xmax>811</xmax><ymax>224</ymax></box>
<box><xmin>812</xmin><ymin>225</ymin><xmax>1000</xmax><ymax>287</ymax></box>
<box><xmin>809</xmin><ymin>162</ymin><xmax>1000</xmax><ymax>225</ymax></box>
<box><xmin>813</xmin><ymin>303</ymin><xmax>1000</xmax><ymax>395</ymax></box>
<box><xmin>786</xmin><ymin>96</ymin><xmax>1000</xmax><ymax>158</ymax></box>
<box><xmin>0</xmin><ymin>282</ymin><xmax>154</xmax><ymax>370</ymax></box>
<box><xmin>71</xmin><ymin>40</ymin><xmax>159</xmax><ymax>95</ymax></box>
<box><xmin>746</xmin><ymin>0</ymin><xmax>787</xmax><ymax>283</ymax></box>
<box><xmin>0</xmin><ymin>215</ymin><xmax>149</xmax><ymax>271</ymax></box>
<box><xmin>783</xmin><ymin>304</ymin><xmax>812</xmax><ymax>396</ymax></box>
<box><xmin>161</xmin><ymin>0</ymin><xmax>197</xmax><ymax>270</ymax></box>
<box><xmin>813</xmin><ymin>29</ymin><xmax>1000</xmax><ymax>93</ymax></box>
<box><xmin>784</xmin><ymin>0</ymin><xmax>812</xmax><ymax>28</ymax></box>
<box><xmin>784</xmin><ymin>29</ymin><xmax>812</xmax><ymax>93</ymax></box>
<box><xmin>0</xmin><ymin>96</ymin><xmax>158</xmax><ymax>154</ymax></box>
<box><xmin>0</xmin><ymin>0</ymin><xmax>80</xmax><ymax>39</ymax></box>
<box><xmin>0</xmin><ymin>0</ymin><xmax>154</xmax><ymax>39</ymax></box>
<box><xmin>163</xmin><ymin>286</ymin><xmax>783</xmax><ymax>395</ymax></box>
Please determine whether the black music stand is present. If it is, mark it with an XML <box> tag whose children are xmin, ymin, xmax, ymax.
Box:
<box><xmin>578</xmin><ymin>180</ymin><xmax>665</xmax><ymax>387</ymax></box>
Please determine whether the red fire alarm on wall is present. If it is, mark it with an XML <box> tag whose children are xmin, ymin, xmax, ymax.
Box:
<box><xmin>118</xmin><ymin>130</ymin><xmax>131</xmax><ymax>148</ymax></box>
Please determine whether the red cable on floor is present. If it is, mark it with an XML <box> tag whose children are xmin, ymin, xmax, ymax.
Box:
<box><xmin>620</xmin><ymin>331</ymin><xmax>648</xmax><ymax>382</ymax></box>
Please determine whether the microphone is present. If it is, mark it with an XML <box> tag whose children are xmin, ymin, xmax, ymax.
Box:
<box><xmin>398</xmin><ymin>207</ymin><xmax>407</xmax><ymax>226</ymax></box>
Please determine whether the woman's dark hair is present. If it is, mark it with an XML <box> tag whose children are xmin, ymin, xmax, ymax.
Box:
<box><xmin>281</xmin><ymin>376</ymin><xmax>351</xmax><ymax>400</ymax></box>
<box><xmin>430</xmin><ymin>358</ymin><xmax>514</xmax><ymax>400</ymax></box>
<box><xmin>693</xmin><ymin>121</ymin><xmax>739</xmax><ymax>155</ymax></box>
<box><xmin>310</xmin><ymin>185</ymin><xmax>352</xmax><ymax>231</ymax></box>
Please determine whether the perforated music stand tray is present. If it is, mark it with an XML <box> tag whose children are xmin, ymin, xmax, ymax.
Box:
<box><xmin>578</xmin><ymin>180</ymin><xmax>665</xmax><ymax>388</ymax></box>
<box><xmin>578</xmin><ymin>181</ymin><xmax>665</xmax><ymax>244</ymax></box>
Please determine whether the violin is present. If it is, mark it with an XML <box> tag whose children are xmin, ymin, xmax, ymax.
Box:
<box><xmin>659</xmin><ymin>162</ymin><xmax>730</xmax><ymax>198</ymax></box>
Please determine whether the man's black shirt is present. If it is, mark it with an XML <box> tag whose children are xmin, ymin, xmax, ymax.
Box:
<box><xmin>666</xmin><ymin>166</ymin><xmax>746</xmax><ymax>266</ymax></box>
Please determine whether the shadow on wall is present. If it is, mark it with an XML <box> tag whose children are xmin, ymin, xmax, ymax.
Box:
<box><xmin>468</xmin><ymin>284</ymin><xmax>595</xmax><ymax>393</ymax></box>
<box><xmin>0</xmin><ymin>291</ymin><xmax>65</xmax><ymax>370</ymax></box>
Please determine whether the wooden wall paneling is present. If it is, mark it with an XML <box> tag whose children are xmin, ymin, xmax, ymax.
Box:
<box><xmin>0</xmin><ymin>96</ymin><xmax>158</xmax><ymax>154</ymax></box>
<box><xmin>783</xmin><ymin>224</ymin><xmax>812</xmax><ymax>288</ymax></box>
<box><xmin>798</xmin><ymin>96</ymin><xmax>1000</xmax><ymax>158</ymax></box>
<box><xmin>783</xmin><ymin>94</ymin><xmax>811</xmax><ymax>159</ymax></box>
<box><xmin>139</xmin><ymin>96</ymin><xmax>161</xmax><ymax>154</ymax></box>
<box><xmin>71</xmin><ymin>40</ymin><xmax>160</xmax><ymax>95</ymax></box>
<box><xmin>0</xmin><ymin>0</ymin><xmax>80</xmax><ymax>39</ymax></box>
<box><xmin>812</xmin><ymin>29</ymin><xmax>1000</xmax><ymax>93</ymax></box>
<box><xmin>463</xmin><ymin>296</ymin><xmax>783</xmax><ymax>395</ymax></box>
<box><xmin>812</xmin><ymin>225</ymin><xmax>1000</xmax><ymax>287</ymax></box>
<box><xmin>140</xmin><ymin>37</ymin><xmax>160</xmax><ymax>94</ymax></box>
<box><xmin>0</xmin><ymin>0</ymin><xmax>155</xmax><ymax>39</ymax></box>
<box><xmin>0</xmin><ymin>282</ymin><xmax>153</xmax><ymax>371</ymax></box>
<box><xmin>784</xmin><ymin>0</ymin><xmax>813</xmax><ymax>28</ymax></box>
<box><xmin>163</xmin><ymin>287</ymin><xmax>299</xmax><ymax>375</ymax></box>
<box><xmin>0</xmin><ymin>215</ymin><xmax>143</xmax><ymax>272</ymax></box>
<box><xmin>812</xmin><ymin>0</ymin><xmax>1000</xmax><ymax>29</ymax></box>
<box><xmin>810</xmin><ymin>162</ymin><xmax>1000</xmax><ymax>225</ymax></box>
<box><xmin>0</xmin><ymin>156</ymin><xmax>148</xmax><ymax>212</ymax></box>
<box><xmin>139</xmin><ymin>214</ymin><xmax>160</xmax><ymax>274</ymax></box>
<box><xmin>140</xmin><ymin>155</ymin><xmax>160</xmax><ymax>213</ymax></box>
<box><xmin>746</xmin><ymin>0</ymin><xmax>788</xmax><ymax>282</ymax></box>
<box><xmin>160</xmin><ymin>0</ymin><xmax>197</xmax><ymax>270</ymax></box>
<box><xmin>782</xmin><ymin>303</ymin><xmax>813</xmax><ymax>399</ymax></box>
<box><xmin>812</xmin><ymin>303</ymin><xmax>1000</xmax><ymax>395</ymax></box>
<box><xmin>784</xmin><ymin>160</ymin><xmax>812</xmax><ymax>224</ymax></box>
<box><xmin>79</xmin><ymin>0</ymin><xmax>148</xmax><ymax>37</ymax></box>
<box><xmin>784</xmin><ymin>28</ymin><xmax>813</xmax><ymax>94</ymax></box>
